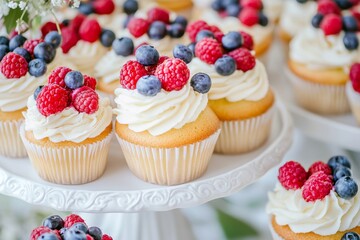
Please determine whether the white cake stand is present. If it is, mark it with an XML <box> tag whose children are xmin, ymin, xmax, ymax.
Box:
<box><xmin>0</xmin><ymin>101</ymin><xmax>292</xmax><ymax>240</ymax></box>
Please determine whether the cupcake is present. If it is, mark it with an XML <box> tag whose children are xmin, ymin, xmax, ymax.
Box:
<box><xmin>114</xmin><ymin>45</ymin><xmax>220</xmax><ymax>185</ymax></box>
<box><xmin>155</xmin><ymin>0</ymin><xmax>193</xmax><ymax>18</ymax></box>
<box><xmin>287</xmin><ymin>6</ymin><xmax>360</xmax><ymax>115</ymax></box>
<box><xmin>346</xmin><ymin>63</ymin><xmax>360</xmax><ymax>124</ymax></box>
<box><xmin>188</xmin><ymin>31</ymin><xmax>275</xmax><ymax>154</ymax></box>
<box><xmin>267</xmin><ymin>157</ymin><xmax>360</xmax><ymax>239</ymax></box>
<box><xmin>21</xmin><ymin>67</ymin><xmax>113</xmax><ymax>184</ymax></box>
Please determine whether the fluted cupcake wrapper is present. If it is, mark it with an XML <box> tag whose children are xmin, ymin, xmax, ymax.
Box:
<box><xmin>269</xmin><ymin>220</ymin><xmax>285</xmax><ymax>240</ymax></box>
<box><xmin>116</xmin><ymin>129</ymin><xmax>221</xmax><ymax>186</ymax></box>
<box><xmin>215</xmin><ymin>105</ymin><xmax>275</xmax><ymax>154</ymax></box>
<box><xmin>0</xmin><ymin>119</ymin><xmax>27</xmax><ymax>158</ymax></box>
<box><xmin>286</xmin><ymin>68</ymin><xmax>350</xmax><ymax>115</ymax></box>
<box><xmin>20</xmin><ymin>124</ymin><xmax>113</xmax><ymax>185</ymax></box>
<box><xmin>346</xmin><ymin>82</ymin><xmax>360</xmax><ymax>125</ymax></box>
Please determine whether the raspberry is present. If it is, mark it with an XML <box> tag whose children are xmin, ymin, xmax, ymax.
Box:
<box><xmin>48</xmin><ymin>67</ymin><xmax>73</xmax><ymax>88</ymax></box>
<box><xmin>30</xmin><ymin>226</ymin><xmax>51</xmax><ymax>240</ymax></box>
<box><xmin>241</xmin><ymin>0</ymin><xmax>263</xmax><ymax>10</ymax></box>
<box><xmin>228</xmin><ymin>48</ymin><xmax>256</xmax><ymax>72</ymax></box>
<box><xmin>127</xmin><ymin>17</ymin><xmax>149</xmax><ymax>38</ymax></box>
<box><xmin>155</xmin><ymin>58</ymin><xmax>189</xmax><ymax>91</ymax></box>
<box><xmin>186</xmin><ymin>20</ymin><xmax>211</xmax><ymax>42</ymax></box>
<box><xmin>61</xmin><ymin>27</ymin><xmax>79</xmax><ymax>53</ymax></box>
<box><xmin>79</xmin><ymin>18</ymin><xmax>102</xmax><ymax>43</ymax></box>
<box><xmin>36</xmin><ymin>84</ymin><xmax>69</xmax><ymax>117</ymax></box>
<box><xmin>84</xmin><ymin>74</ymin><xmax>97</xmax><ymax>90</ymax></box>
<box><xmin>87</xmin><ymin>234</ymin><xmax>95</xmax><ymax>240</ymax></box>
<box><xmin>72</xmin><ymin>86</ymin><xmax>99</xmax><ymax>114</ymax></box>
<box><xmin>23</xmin><ymin>39</ymin><xmax>44</xmax><ymax>55</ymax></box>
<box><xmin>278</xmin><ymin>161</ymin><xmax>308</xmax><ymax>190</ymax></box>
<box><xmin>93</xmin><ymin>0</ymin><xmax>115</xmax><ymax>14</ymax></box>
<box><xmin>146</xmin><ymin>56</ymin><xmax>169</xmax><ymax>75</ymax></box>
<box><xmin>195</xmin><ymin>38</ymin><xmax>223</xmax><ymax>64</ymax></box>
<box><xmin>64</xmin><ymin>214</ymin><xmax>86</xmax><ymax>228</ymax></box>
<box><xmin>102</xmin><ymin>234</ymin><xmax>113</xmax><ymax>240</ymax></box>
<box><xmin>302</xmin><ymin>171</ymin><xmax>333</xmax><ymax>202</ymax></box>
<box><xmin>41</xmin><ymin>22</ymin><xmax>57</xmax><ymax>38</ymax></box>
<box><xmin>317</xmin><ymin>0</ymin><xmax>341</xmax><ymax>15</ymax></box>
<box><xmin>240</xmin><ymin>31</ymin><xmax>254</xmax><ymax>50</ymax></box>
<box><xmin>0</xmin><ymin>52</ymin><xmax>28</xmax><ymax>79</ymax></box>
<box><xmin>239</xmin><ymin>7</ymin><xmax>259</xmax><ymax>27</ymax></box>
<box><xmin>320</xmin><ymin>14</ymin><xmax>342</xmax><ymax>36</ymax></box>
<box><xmin>209</xmin><ymin>25</ymin><xmax>224</xmax><ymax>42</ymax></box>
<box><xmin>120</xmin><ymin>60</ymin><xmax>148</xmax><ymax>89</ymax></box>
<box><xmin>308</xmin><ymin>161</ymin><xmax>332</xmax><ymax>176</ymax></box>
<box><xmin>350</xmin><ymin>63</ymin><xmax>360</xmax><ymax>92</ymax></box>
<box><xmin>70</xmin><ymin>14</ymin><xmax>87</xmax><ymax>32</ymax></box>
<box><xmin>147</xmin><ymin>7</ymin><xmax>170</xmax><ymax>24</ymax></box>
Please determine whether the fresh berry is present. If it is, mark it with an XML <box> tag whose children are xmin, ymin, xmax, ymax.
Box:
<box><xmin>311</xmin><ymin>13</ymin><xmax>324</xmax><ymax>28</ymax></box>
<box><xmin>41</xmin><ymin>22</ymin><xmax>57</xmax><ymax>38</ymax></box>
<box><xmin>84</xmin><ymin>75</ymin><xmax>97</xmax><ymax>90</ymax></box>
<box><xmin>148</xmin><ymin>21</ymin><xmax>167</xmax><ymax>40</ymax></box>
<box><xmin>350</xmin><ymin>63</ymin><xmax>360</xmax><ymax>92</ymax></box>
<box><xmin>44</xmin><ymin>31</ymin><xmax>62</xmax><ymax>49</ymax></box>
<box><xmin>102</xmin><ymin>235</ymin><xmax>113</xmax><ymax>240</ymax></box>
<box><xmin>65</xmin><ymin>71</ymin><xmax>84</xmax><ymax>89</ymax></box>
<box><xmin>69</xmin><ymin>14</ymin><xmax>87</xmax><ymax>32</ymax></box>
<box><xmin>88</xmin><ymin>227</ymin><xmax>102</xmax><ymax>240</ymax></box>
<box><xmin>341</xmin><ymin>232</ymin><xmax>360</xmax><ymax>240</ymax></box>
<box><xmin>127</xmin><ymin>18</ymin><xmax>150</xmax><ymax>38</ymax></box>
<box><xmin>123</xmin><ymin>15</ymin><xmax>133</xmax><ymax>28</ymax></box>
<box><xmin>0</xmin><ymin>36</ymin><xmax>9</xmax><ymax>46</ymax></box>
<box><xmin>186</xmin><ymin>20</ymin><xmax>211</xmax><ymax>42</ymax></box>
<box><xmin>79</xmin><ymin>18</ymin><xmax>102</xmax><ymax>43</ymax></box>
<box><xmin>226</xmin><ymin>4</ymin><xmax>241</xmax><ymax>17</ymax></box>
<box><xmin>328</xmin><ymin>155</ymin><xmax>351</xmax><ymax>170</ymax></box>
<box><xmin>335</xmin><ymin>176</ymin><xmax>358</xmax><ymax>199</ymax></box>
<box><xmin>0</xmin><ymin>52</ymin><xmax>28</xmax><ymax>78</ymax></box>
<box><xmin>59</xmin><ymin>228</ymin><xmax>68</xmax><ymax>237</ymax></box>
<box><xmin>63</xmin><ymin>229</ymin><xmax>87</xmax><ymax>240</ymax></box>
<box><xmin>155</xmin><ymin>58</ymin><xmax>190</xmax><ymax>91</ymax></box>
<box><xmin>302</xmin><ymin>171</ymin><xmax>333</xmax><ymax>202</ymax></box>
<box><xmin>343</xmin><ymin>32</ymin><xmax>359</xmax><ymax>50</ymax></box>
<box><xmin>64</xmin><ymin>214</ymin><xmax>86</xmax><ymax>228</ymax></box>
<box><xmin>278</xmin><ymin>161</ymin><xmax>308</xmax><ymax>190</ymax></box>
<box><xmin>120</xmin><ymin>60</ymin><xmax>148</xmax><ymax>89</ymax></box>
<box><xmin>48</xmin><ymin>67</ymin><xmax>72</xmax><ymax>88</ymax></box>
<box><xmin>258</xmin><ymin>12</ymin><xmax>269</xmax><ymax>26</ymax></box>
<box><xmin>135</xmin><ymin>45</ymin><xmax>159</xmax><ymax>66</ymax></box>
<box><xmin>78</xmin><ymin>2</ymin><xmax>94</xmax><ymax>15</ymax></box>
<box><xmin>37</xmin><ymin>232</ymin><xmax>59</xmax><ymax>240</ymax></box>
<box><xmin>13</xmin><ymin>47</ymin><xmax>31</xmax><ymax>62</ymax></box>
<box><xmin>211</xmin><ymin>0</ymin><xmax>223</xmax><ymax>11</ymax></box>
<box><xmin>228</xmin><ymin>48</ymin><xmax>256</xmax><ymax>72</ymax></box>
<box><xmin>168</xmin><ymin>23</ymin><xmax>186</xmax><ymax>38</ymax></box>
<box><xmin>36</xmin><ymin>84</ymin><xmax>69</xmax><ymax>116</ymax></box>
<box><xmin>34</xmin><ymin>85</ymin><xmax>44</xmax><ymax>100</ymax></box>
<box><xmin>239</xmin><ymin>31</ymin><xmax>254</xmax><ymax>50</ymax></box>
<box><xmin>173</xmin><ymin>16</ymin><xmax>188</xmax><ymax>28</ymax></box>
<box><xmin>70</xmin><ymin>222</ymin><xmax>88</xmax><ymax>233</ymax></box>
<box><xmin>308</xmin><ymin>161</ymin><xmax>332</xmax><ymax>176</ymax></box>
<box><xmin>215</xmin><ymin>55</ymin><xmax>236</xmax><ymax>76</ymax></box>
<box><xmin>34</xmin><ymin>42</ymin><xmax>56</xmax><ymax>63</ymax></box>
<box><xmin>123</xmin><ymin>0</ymin><xmax>139</xmax><ymax>15</ymax></box>
<box><xmin>61</xmin><ymin>27</ymin><xmax>79</xmax><ymax>54</ymax></box>
<box><xmin>335</xmin><ymin>0</ymin><xmax>354</xmax><ymax>9</ymax></box>
<box><xmin>87</xmin><ymin>235</ymin><xmax>95</xmax><ymax>240</ymax></box>
<box><xmin>0</xmin><ymin>45</ymin><xmax>8</xmax><ymax>61</ymax></box>
<box><xmin>147</xmin><ymin>7</ymin><xmax>170</xmax><ymax>24</ymax></box>
<box><xmin>242</xmin><ymin>0</ymin><xmax>263</xmax><ymax>10</ymax></box>
<box><xmin>342</xmin><ymin>15</ymin><xmax>358</xmax><ymax>32</ymax></box>
<box><xmin>173</xmin><ymin>44</ymin><xmax>193</xmax><ymax>64</ymax></box>
<box><xmin>43</xmin><ymin>215</ymin><xmax>64</xmax><ymax>231</ymax></box>
<box><xmin>195</xmin><ymin>38</ymin><xmax>223</xmax><ymax>64</ymax></box>
<box><xmin>72</xmin><ymin>86</ymin><xmax>99</xmax><ymax>114</ymax></box>
<box><xmin>239</xmin><ymin>8</ymin><xmax>259</xmax><ymax>27</ymax></box>
<box><xmin>196</xmin><ymin>30</ymin><xmax>215</xmax><ymax>42</ymax></box>
<box><xmin>28</xmin><ymin>59</ymin><xmax>47</xmax><ymax>77</ymax></box>
<box><xmin>190</xmin><ymin>73</ymin><xmax>211</xmax><ymax>93</ymax></box>
<box><xmin>23</xmin><ymin>39</ymin><xmax>44</xmax><ymax>55</ymax></box>
<box><xmin>100</xmin><ymin>29</ymin><xmax>116</xmax><ymax>47</ymax></box>
<box><xmin>136</xmin><ymin>75</ymin><xmax>162</xmax><ymax>96</ymax></box>
<box><xmin>93</xmin><ymin>0</ymin><xmax>115</xmax><ymax>15</ymax></box>
<box><xmin>112</xmin><ymin>37</ymin><xmax>134</xmax><ymax>56</ymax></box>
<box><xmin>188</xmin><ymin>42</ymin><xmax>196</xmax><ymax>55</ymax></box>
<box><xmin>30</xmin><ymin>226</ymin><xmax>52</xmax><ymax>240</ymax></box>
<box><xmin>9</xmin><ymin>34</ymin><xmax>27</xmax><ymax>51</ymax></box>
<box><xmin>333</xmin><ymin>166</ymin><xmax>352</xmax><ymax>182</ymax></box>
<box><xmin>209</xmin><ymin>25</ymin><xmax>223</xmax><ymax>36</ymax></box>
<box><xmin>145</xmin><ymin>56</ymin><xmax>169</xmax><ymax>75</ymax></box>
<box><xmin>222</xmin><ymin>31</ymin><xmax>243</xmax><ymax>51</ymax></box>
<box><xmin>317</xmin><ymin>0</ymin><xmax>341</xmax><ymax>15</ymax></box>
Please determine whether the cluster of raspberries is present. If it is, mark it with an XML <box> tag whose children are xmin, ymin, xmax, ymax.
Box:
<box><xmin>350</xmin><ymin>62</ymin><xmax>360</xmax><ymax>92</ymax></box>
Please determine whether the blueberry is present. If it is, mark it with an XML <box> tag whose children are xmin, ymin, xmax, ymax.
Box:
<box><xmin>34</xmin><ymin>42</ymin><xmax>56</xmax><ymax>63</ymax></box>
<box><xmin>59</xmin><ymin>228</ymin><xmax>68</xmax><ymax>237</ymax></box>
<box><xmin>344</xmin><ymin>33</ymin><xmax>359</xmax><ymax>50</ymax></box>
<box><xmin>167</xmin><ymin>23</ymin><xmax>185</xmax><ymax>38</ymax></box>
<box><xmin>222</xmin><ymin>31</ymin><xmax>242</xmax><ymax>51</ymax></box>
<box><xmin>78</xmin><ymin>2</ymin><xmax>94</xmax><ymax>15</ymax></box>
<box><xmin>341</xmin><ymin>232</ymin><xmax>360</xmax><ymax>240</ymax></box>
<box><xmin>335</xmin><ymin>0</ymin><xmax>353</xmax><ymax>9</ymax></box>
<box><xmin>0</xmin><ymin>36</ymin><xmax>9</xmax><ymax>46</ymax></box>
<box><xmin>13</xmin><ymin>47</ymin><xmax>31</xmax><ymax>62</ymax></box>
<box><xmin>191</xmin><ymin>73</ymin><xmax>211</xmax><ymax>93</ymax></box>
<box><xmin>173</xmin><ymin>15</ymin><xmax>188</xmax><ymax>28</ymax></box>
<box><xmin>88</xmin><ymin>226</ymin><xmax>102</xmax><ymax>240</ymax></box>
<box><xmin>70</xmin><ymin>222</ymin><xmax>88</xmax><ymax>233</ymax></box>
<box><xmin>37</xmin><ymin>232</ymin><xmax>59</xmax><ymax>240</ymax></box>
<box><xmin>148</xmin><ymin>21</ymin><xmax>167</xmax><ymax>40</ymax></box>
<box><xmin>342</xmin><ymin>16</ymin><xmax>358</xmax><ymax>32</ymax></box>
<box><xmin>136</xmin><ymin>75</ymin><xmax>162</xmax><ymax>96</ymax></box>
<box><xmin>0</xmin><ymin>45</ymin><xmax>9</xmax><ymax>61</ymax></box>
<box><xmin>258</xmin><ymin>12</ymin><xmax>269</xmax><ymax>26</ymax></box>
<box><xmin>196</xmin><ymin>30</ymin><xmax>215</xmax><ymax>42</ymax></box>
<box><xmin>221</xmin><ymin>0</ymin><xmax>238</xmax><ymax>8</ymax></box>
<box><xmin>100</xmin><ymin>29</ymin><xmax>116</xmax><ymax>47</ymax></box>
<box><xmin>62</xmin><ymin>19</ymin><xmax>70</xmax><ymax>27</ymax></box>
<box><xmin>112</xmin><ymin>37</ymin><xmax>134</xmax><ymax>56</ymax></box>
<box><xmin>42</xmin><ymin>215</ymin><xmax>64</xmax><ymax>230</ymax></box>
<box><xmin>135</xmin><ymin>45</ymin><xmax>159</xmax><ymax>66</ymax></box>
<box><xmin>333</xmin><ymin>166</ymin><xmax>351</xmax><ymax>182</ymax></box>
<box><xmin>187</xmin><ymin>42</ymin><xmax>196</xmax><ymax>56</ymax></box>
<box><xmin>328</xmin><ymin>155</ymin><xmax>351</xmax><ymax>170</ymax></box>
<box><xmin>34</xmin><ymin>85</ymin><xmax>44</xmax><ymax>100</ymax></box>
<box><xmin>29</xmin><ymin>59</ymin><xmax>47</xmax><ymax>77</ymax></box>
<box><xmin>335</xmin><ymin>176</ymin><xmax>358</xmax><ymax>199</ymax></box>
<box><xmin>211</xmin><ymin>0</ymin><xmax>224</xmax><ymax>11</ymax></box>
<box><xmin>296</xmin><ymin>0</ymin><xmax>308</xmax><ymax>3</ymax></box>
<box><xmin>65</xmin><ymin>71</ymin><xmax>84</xmax><ymax>89</ymax></box>
<box><xmin>173</xmin><ymin>44</ymin><xmax>193</xmax><ymax>64</ymax></box>
<box><xmin>215</xmin><ymin>56</ymin><xmax>236</xmax><ymax>76</ymax></box>
<box><xmin>226</xmin><ymin>4</ymin><xmax>241</xmax><ymax>17</ymax></box>
<box><xmin>63</xmin><ymin>229</ymin><xmax>87</xmax><ymax>240</ymax></box>
<box><xmin>44</xmin><ymin>31</ymin><xmax>62</xmax><ymax>49</ymax></box>
<box><xmin>123</xmin><ymin>0</ymin><xmax>138</xmax><ymax>15</ymax></box>
<box><xmin>311</xmin><ymin>13</ymin><xmax>324</xmax><ymax>28</ymax></box>
<box><xmin>9</xmin><ymin>35</ymin><xmax>27</xmax><ymax>51</ymax></box>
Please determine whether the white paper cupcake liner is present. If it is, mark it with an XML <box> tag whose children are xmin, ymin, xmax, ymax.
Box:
<box><xmin>346</xmin><ymin>82</ymin><xmax>360</xmax><ymax>125</ymax></box>
<box><xmin>286</xmin><ymin>68</ymin><xmax>350</xmax><ymax>115</ymax></box>
<box><xmin>116</xmin><ymin>129</ymin><xmax>221</xmax><ymax>186</ymax></box>
<box><xmin>0</xmin><ymin>119</ymin><xmax>27</xmax><ymax>158</ymax></box>
<box><xmin>20</xmin><ymin>125</ymin><xmax>113</xmax><ymax>185</ymax></box>
<box><xmin>215</xmin><ymin>105</ymin><xmax>275</xmax><ymax>154</ymax></box>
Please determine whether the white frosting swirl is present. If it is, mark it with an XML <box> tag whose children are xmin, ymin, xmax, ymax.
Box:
<box><xmin>290</xmin><ymin>27</ymin><xmax>360</xmax><ymax>70</ymax></box>
<box><xmin>280</xmin><ymin>1</ymin><xmax>317</xmax><ymax>38</ymax></box>
<box><xmin>113</xmin><ymin>83</ymin><xmax>207</xmax><ymax>136</ymax></box>
<box><xmin>263</xmin><ymin>0</ymin><xmax>283</xmax><ymax>22</ymax></box>
<box><xmin>0</xmin><ymin>73</ymin><xmax>46</xmax><ymax>112</ymax></box>
<box><xmin>188</xmin><ymin>58</ymin><xmax>269</xmax><ymax>102</ymax></box>
<box><xmin>266</xmin><ymin>183</ymin><xmax>360</xmax><ymax>235</ymax></box>
<box><xmin>24</xmin><ymin>96</ymin><xmax>113</xmax><ymax>143</ymax></box>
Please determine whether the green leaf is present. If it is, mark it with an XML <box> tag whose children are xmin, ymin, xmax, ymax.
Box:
<box><xmin>216</xmin><ymin>209</ymin><xmax>258</xmax><ymax>240</ymax></box>
<box><xmin>3</xmin><ymin>7</ymin><xmax>29</xmax><ymax>33</ymax></box>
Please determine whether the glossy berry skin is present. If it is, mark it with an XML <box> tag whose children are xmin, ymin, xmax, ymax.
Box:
<box><xmin>28</xmin><ymin>59</ymin><xmax>47</xmax><ymax>77</ymax></box>
<box><xmin>190</xmin><ymin>73</ymin><xmax>211</xmax><ymax>94</ymax></box>
<box><xmin>72</xmin><ymin>86</ymin><xmax>99</xmax><ymax>114</ymax></box>
<box><xmin>333</xmin><ymin>166</ymin><xmax>352</xmax><ymax>182</ymax></box>
<box><xmin>45</xmin><ymin>31</ymin><xmax>62</xmax><ymax>49</ymax></box>
<box><xmin>239</xmin><ymin>8</ymin><xmax>259</xmax><ymax>27</ymax></box>
<box><xmin>328</xmin><ymin>155</ymin><xmax>351</xmax><ymax>170</ymax></box>
<box><xmin>302</xmin><ymin>171</ymin><xmax>333</xmax><ymax>202</ymax></box>
<box><xmin>173</xmin><ymin>44</ymin><xmax>193</xmax><ymax>64</ymax></box>
<box><xmin>147</xmin><ymin>21</ymin><xmax>167</xmax><ymax>40</ymax></box>
<box><xmin>37</xmin><ymin>232</ymin><xmax>59</xmax><ymax>240</ymax></box>
<box><xmin>93</xmin><ymin>0</ymin><xmax>115</xmax><ymax>15</ymax></box>
<box><xmin>278</xmin><ymin>161</ymin><xmax>307</xmax><ymax>190</ymax></box>
<box><xmin>168</xmin><ymin>23</ymin><xmax>186</xmax><ymax>38</ymax></box>
<box><xmin>42</xmin><ymin>215</ymin><xmax>64</xmax><ymax>231</ymax></box>
<box><xmin>79</xmin><ymin>19</ymin><xmax>102</xmax><ymax>43</ymax></box>
<box><xmin>258</xmin><ymin>12</ymin><xmax>269</xmax><ymax>26</ymax></box>
<box><xmin>311</xmin><ymin>13</ymin><xmax>324</xmax><ymax>28</ymax></box>
<box><xmin>84</xmin><ymin>75</ymin><xmax>97</xmax><ymax>90</ymax></box>
<box><xmin>23</xmin><ymin>39</ymin><xmax>44</xmax><ymax>55</ymax></box>
<box><xmin>63</xmin><ymin>229</ymin><xmax>87</xmax><ymax>240</ymax></box>
<box><xmin>87</xmin><ymin>227</ymin><xmax>102</xmax><ymax>240</ymax></box>
<box><xmin>34</xmin><ymin>42</ymin><xmax>56</xmax><ymax>63</ymax></box>
<box><xmin>100</xmin><ymin>29</ymin><xmax>116</xmax><ymax>48</ymax></box>
<box><xmin>343</xmin><ymin>32</ymin><xmax>359</xmax><ymax>51</ymax></box>
<box><xmin>350</xmin><ymin>63</ymin><xmax>360</xmax><ymax>92</ymax></box>
<box><xmin>127</xmin><ymin>18</ymin><xmax>149</xmax><ymax>38</ymax></box>
<box><xmin>211</xmin><ymin>0</ymin><xmax>223</xmax><ymax>11</ymax></box>
<box><xmin>59</xmin><ymin>228</ymin><xmax>68</xmax><ymax>237</ymax></box>
<box><xmin>135</xmin><ymin>45</ymin><xmax>159</xmax><ymax>66</ymax></box>
<box><xmin>101</xmin><ymin>235</ymin><xmax>113</xmax><ymax>240</ymax></box>
<box><xmin>342</xmin><ymin>15</ymin><xmax>358</xmax><ymax>32</ymax></box>
<box><xmin>123</xmin><ymin>0</ymin><xmax>139</xmax><ymax>15</ymax></box>
<box><xmin>36</xmin><ymin>84</ymin><xmax>69</xmax><ymax>117</ymax></box>
<box><xmin>187</xmin><ymin>42</ymin><xmax>196</xmax><ymax>55</ymax></box>
<box><xmin>222</xmin><ymin>31</ymin><xmax>243</xmax><ymax>51</ymax></box>
<box><xmin>335</xmin><ymin>176</ymin><xmax>358</xmax><ymax>199</ymax></box>
<box><xmin>145</xmin><ymin>56</ymin><xmax>169</xmax><ymax>75</ymax></box>
<box><xmin>215</xmin><ymin>56</ymin><xmax>236</xmax><ymax>76</ymax></box>
<box><xmin>228</xmin><ymin>48</ymin><xmax>256</xmax><ymax>72</ymax></box>
<box><xmin>136</xmin><ymin>75</ymin><xmax>162</xmax><ymax>96</ymax></box>
<box><xmin>9</xmin><ymin>34</ymin><xmax>27</xmax><ymax>51</ymax></box>
<box><xmin>120</xmin><ymin>60</ymin><xmax>148</xmax><ymax>89</ymax></box>
<box><xmin>308</xmin><ymin>161</ymin><xmax>332</xmax><ymax>176</ymax></box>
<box><xmin>226</xmin><ymin>4</ymin><xmax>241</xmax><ymax>17</ymax></box>
<box><xmin>65</xmin><ymin>71</ymin><xmax>84</xmax><ymax>90</ymax></box>
<box><xmin>78</xmin><ymin>2</ymin><xmax>94</xmax><ymax>15</ymax></box>
<box><xmin>196</xmin><ymin>30</ymin><xmax>215</xmax><ymax>43</ymax></box>
<box><xmin>155</xmin><ymin>58</ymin><xmax>190</xmax><ymax>91</ymax></box>
<box><xmin>33</xmin><ymin>85</ymin><xmax>44</xmax><ymax>100</ymax></box>
<box><xmin>239</xmin><ymin>31</ymin><xmax>254</xmax><ymax>50</ymax></box>
<box><xmin>341</xmin><ymin>232</ymin><xmax>360</xmax><ymax>240</ymax></box>
<box><xmin>173</xmin><ymin>16</ymin><xmax>188</xmax><ymax>28</ymax></box>
<box><xmin>335</xmin><ymin>0</ymin><xmax>354</xmax><ymax>9</ymax></box>
<box><xmin>320</xmin><ymin>14</ymin><xmax>342</xmax><ymax>36</ymax></box>
<box><xmin>147</xmin><ymin>7</ymin><xmax>170</xmax><ymax>24</ymax></box>
<box><xmin>0</xmin><ymin>52</ymin><xmax>28</xmax><ymax>78</ymax></box>
<box><xmin>70</xmin><ymin>223</ymin><xmax>88</xmax><ymax>233</ymax></box>
<box><xmin>48</xmin><ymin>66</ymin><xmax>72</xmax><ymax>88</ymax></box>
<box><xmin>186</xmin><ymin>20</ymin><xmax>211</xmax><ymax>43</ymax></box>
<box><xmin>112</xmin><ymin>37</ymin><xmax>134</xmax><ymax>56</ymax></box>
<box><xmin>195</xmin><ymin>38</ymin><xmax>223</xmax><ymax>64</ymax></box>
<box><xmin>13</xmin><ymin>47</ymin><xmax>31</xmax><ymax>62</ymax></box>
<box><xmin>0</xmin><ymin>45</ymin><xmax>9</xmax><ymax>61</ymax></box>
<box><xmin>0</xmin><ymin>36</ymin><xmax>9</xmax><ymax>46</ymax></box>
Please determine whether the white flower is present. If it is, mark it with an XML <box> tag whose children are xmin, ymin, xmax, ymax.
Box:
<box><xmin>7</xmin><ymin>1</ymin><xmax>17</xmax><ymax>9</ymax></box>
<box><xmin>19</xmin><ymin>1</ymin><xmax>27</xmax><ymax>10</ymax></box>
<box><xmin>51</xmin><ymin>0</ymin><xmax>66</xmax><ymax>7</ymax></box>
<box><xmin>0</xmin><ymin>0</ymin><xmax>10</xmax><ymax>17</ymax></box>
